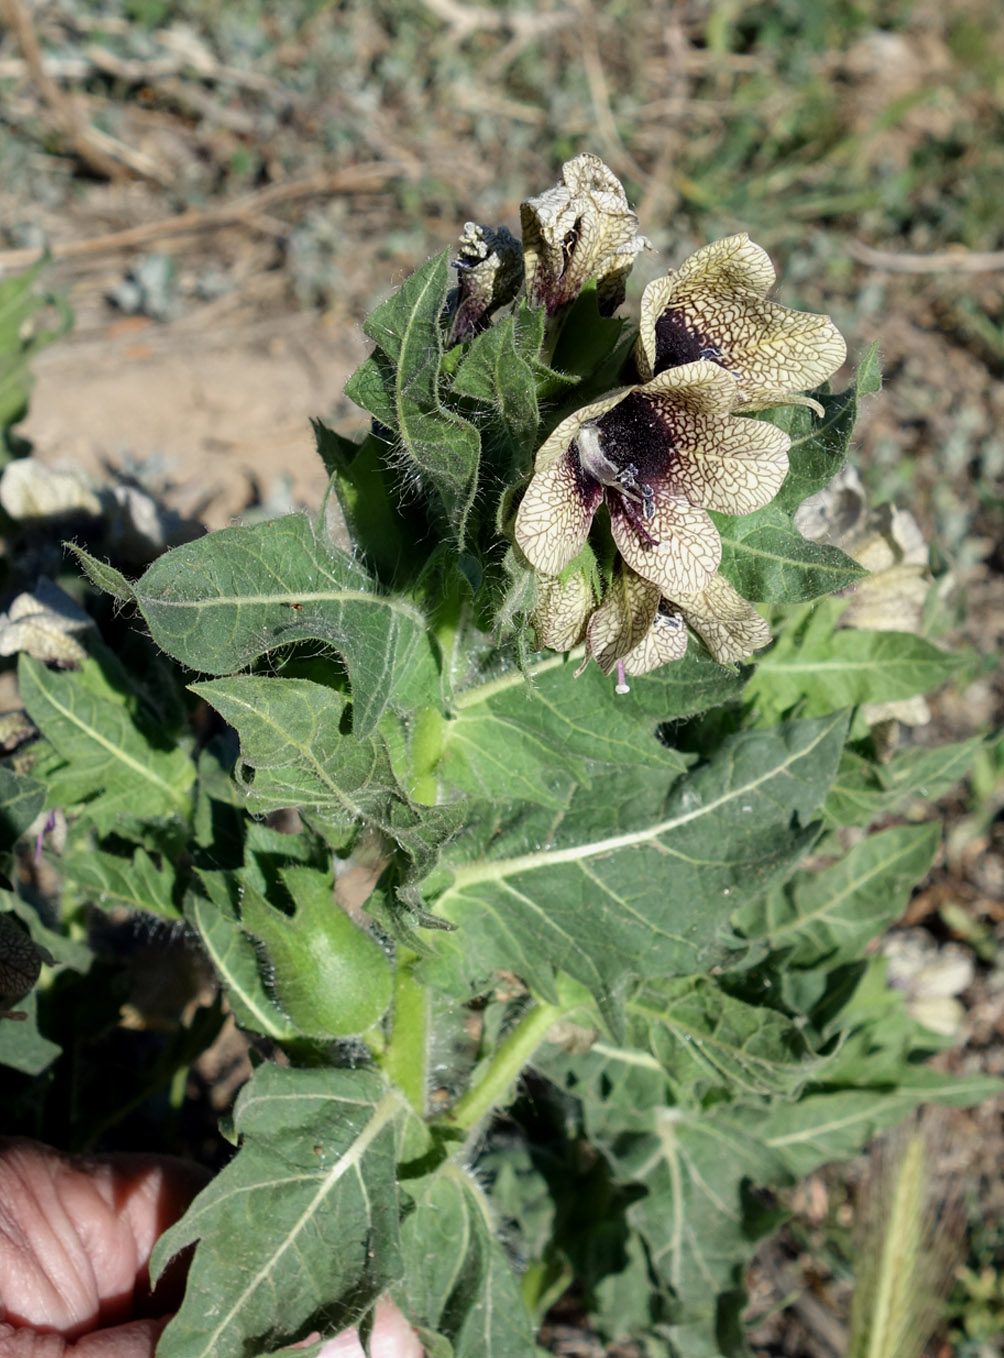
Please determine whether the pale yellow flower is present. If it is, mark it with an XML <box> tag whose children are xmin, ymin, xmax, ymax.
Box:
<box><xmin>635</xmin><ymin>234</ymin><xmax>846</xmax><ymax>408</ymax></box>
<box><xmin>514</xmin><ymin>360</ymin><xmax>790</xmax><ymax>601</ymax></box>
<box><xmin>585</xmin><ymin>564</ymin><xmax>772</xmax><ymax>678</ymax></box>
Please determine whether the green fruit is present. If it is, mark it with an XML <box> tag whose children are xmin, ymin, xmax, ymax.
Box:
<box><xmin>239</xmin><ymin>866</ymin><xmax>392</xmax><ymax>1039</ymax></box>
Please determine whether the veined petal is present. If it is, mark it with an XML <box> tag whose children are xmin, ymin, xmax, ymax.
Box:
<box><xmin>515</xmin><ymin>450</ymin><xmax>602</xmax><ymax>576</ymax></box>
<box><xmin>610</xmin><ymin>488</ymin><xmax>720</xmax><ymax>596</ymax></box>
<box><xmin>674</xmin><ymin>572</ymin><xmax>772</xmax><ymax>663</ymax></box>
<box><xmin>640</xmin><ymin>396</ymin><xmax>791</xmax><ymax>515</ymax></box>
<box><xmin>532</xmin><ymin>569</ymin><xmax>596</xmax><ymax>651</ymax></box>
<box><xmin>636</xmin><ymin>234</ymin><xmax>847</xmax><ymax>402</ymax></box>
<box><xmin>622</xmin><ymin>605</ymin><xmax>688</xmax><ymax>675</ymax></box>
<box><xmin>585</xmin><ymin>567</ymin><xmax>660</xmax><ymax>674</ymax></box>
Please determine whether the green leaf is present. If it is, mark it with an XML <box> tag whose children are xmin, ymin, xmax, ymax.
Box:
<box><xmin>311</xmin><ymin>422</ymin><xmax>424</xmax><ymax>585</ymax></box>
<box><xmin>823</xmin><ymin>736</ymin><xmax>983</xmax><ymax>826</ymax></box>
<box><xmin>770</xmin><ymin>342</ymin><xmax>882</xmax><ymax>513</ymax></box>
<box><xmin>64</xmin><ymin>542</ymin><xmax>135</xmax><ymax>602</ymax></box>
<box><xmin>153</xmin><ymin>1064</ymin><xmax>411</xmax><ymax>1358</ymax></box>
<box><xmin>0</xmin><ymin>766</ymin><xmax>45</xmax><ymax>850</ymax></box>
<box><xmin>748</xmin><ymin>629</ymin><xmax>966</xmax><ymax>716</ymax></box>
<box><xmin>439</xmin><ymin>654</ymin><xmax>704</xmax><ymax>807</ymax></box>
<box><xmin>187</xmin><ymin>872</ymin><xmax>298</xmax><ymax>1041</ymax></box>
<box><xmin>709</xmin><ymin>349</ymin><xmax>880</xmax><ymax>603</ymax></box>
<box><xmin>452</xmin><ymin>305</ymin><xmax>543</xmax><ymax>462</ymax></box>
<box><xmin>18</xmin><ymin>654</ymin><xmax>194</xmax><ymax>831</ymax></box>
<box><xmin>191</xmin><ymin>676</ymin><xmax>457</xmax><ymax>877</ymax></box>
<box><xmin>396</xmin><ymin>1165</ymin><xmax>536</xmax><ymax>1356</ymax></box>
<box><xmin>63</xmin><ymin>844</ymin><xmax>180</xmax><ymax>918</ymax></box>
<box><xmin>0</xmin><ymin>990</ymin><xmax>61</xmax><ymax>1074</ymax></box>
<box><xmin>623</xmin><ymin>975</ymin><xmax>820</xmax><ymax>1105</ymax></box>
<box><xmin>734</xmin><ymin>823</ymin><xmax>940</xmax><ymax>967</ymax></box>
<box><xmin>758</xmin><ymin>1074</ymin><xmax>1002</xmax><ymax>1177</ymax></box>
<box><xmin>440</xmin><ymin>648</ymin><xmax>745</xmax><ymax>806</ymax></box>
<box><xmin>344</xmin><ymin>251</ymin><xmax>481</xmax><ymax>539</ymax></box>
<box><xmin>419</xmin><ymin>713</ymin><xmax>848</xmax><ymax>1019</ymax></box>
<box><xmin>712</xmin><ymin>503</ymin><xmax>866</xmax><ymax>602</ymax></box>
<box><xmin>131</xmin><ymin>515</ymin><xmax>441</xmax><ymax>737</ymax></box>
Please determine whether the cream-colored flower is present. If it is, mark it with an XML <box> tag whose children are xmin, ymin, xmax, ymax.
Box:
<box><xmin>531</xmin><ymin>568</ymin><xmax>595</xmax><ymax>651</ymax></box>
<box><xmin>514</xmin><ymin>359</ymin><xmax>790</xmax><ymax>601</ymax></box>
<box><xmin>521</xmin><ymin>153</ymin><xmax>650</xmax><ymax>317</ymax></box>
<box><xmin>585</xmin><ymin>564</ymin><xmax>771</xmax><ymax>677</ymax></box>
<box><xmin>635</xmin><ymin>234</ymin><xmax>846</xmax><ymax>408</ymax></box>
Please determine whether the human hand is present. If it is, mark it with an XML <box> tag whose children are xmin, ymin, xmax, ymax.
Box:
<box><xmin>0</xmin><ymin>1138</ymin><xmax>422</xmax><ymax>1356</ymax></box>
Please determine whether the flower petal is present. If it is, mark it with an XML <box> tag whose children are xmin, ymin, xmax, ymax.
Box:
<box><xmin>585</xmin><ymin>567</ymin><xmax>660</xmax><ymax>673</ymax></box>
<box><xmin>532</xmin><ymin>569</ymin><xmax>596</xmax><ymax>651</ymax></box>
<box><xmin>515</xmin><ymin>450</ymin><xmax>602</xmax><ymax>576</ymax></box>
<box><xmin>636</xmin><ymin>234</ymin><xmax>847</xmax><ymax>402</ymax></box>
<box><xmin>521</xmin><ymin>154</ymin><xmax>650</xmax><ymax>316</ymax></box>
<box><xmin>622</xmin><ymin>605</ymin><xmax>688</xmax><ymax>675</ymax></box>
<box><xmin>674</xmin><ymin>573</ymin><xmax>772</xmax><ymax>663</ymax></box>
<box><xmin>640</xmin><ymin>395</ymin><xmax>791</xmax><ymax>515</ymax></box>
<box><xmin>610</xmin><ymin>487</ymin><xmax>721</xmax><ymax>596</ymax></box>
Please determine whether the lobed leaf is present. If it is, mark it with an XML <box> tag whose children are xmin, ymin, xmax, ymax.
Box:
<box><xmin>823</xmin><ymin>736</ymin><xmax>983</xmax><ymax>826</ymax></box>
<box><xmin>712</xmin><ymin>503</ymin><xmax>866</xmax><ymax>602</ymax></box>
<box><xmin>733</xmin><ymin>823</ymin><xmax>940</xmax><ymax>967</ymax></box>
<box><xmin>63</xmin><ymin>845</ymin><xmax>180</xmax><ymax>918</ymax></box>
<box><xmin>153</xmin><ymin>1064</ymin><xmax>412</xmax><ymax>1358</ymax></box>
<box><xmin>748</xmin><ymin>628</ymin><xmax>966</xmax><ymax>715</ymax></box>
<box><xmin>18</xmin><ymin>654</ymin><xmax>193</xmax><ymax>832</ymax></box>
<box><xmin>130</xmin><ymin>515</ymin><xmax>441</xmax><ymax>737</ymax></box>
<box><xmin>419</xmin><ymin>713</ymin><xmax>848</xmax><ymax>1021</ymax></box>
<box><xmin>396</xmin><ymin>1165</ymin><xmax>536</xmax><ymax>1356</ymax></box>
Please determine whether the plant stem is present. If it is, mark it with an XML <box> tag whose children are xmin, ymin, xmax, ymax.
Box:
<box><xmin>382</xmin><ymin>950</ymin><xmax>428</xmax><ymax>1116</ymax></box>
<box><xmin>449</xmin><ymin>999</ymin><xmax>564</xmax><ymax>1132</ymax></box>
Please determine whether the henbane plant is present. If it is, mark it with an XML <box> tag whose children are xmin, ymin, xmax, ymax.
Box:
<box><xmin>0</xmin><ymin>154</ymin><xmax>995</xmax><ymax>1357</ymax></box>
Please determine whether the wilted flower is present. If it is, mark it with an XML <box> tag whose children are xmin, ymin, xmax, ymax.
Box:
<box><xmin>635</xmin><ymin>234</ymin><xmax>846</xmax><ymax>408</ymax></box>
<box><xmin>514</xmin><ymin>359</ymin><xmax>790</xmax><ymax>600</ymax></box>
<box><xmin>521</xmin><ymin>153</ymin><xmax>650</xmax><ymax>317</ymax></box>
<box><xmin>531</xmin><ymin>568</ymin><xmax>595</xmax><ymax>651</ymax></box>
<box><xmin>585</xmin><ymin>564</ymin><xmax>771</xmax><ymax>677</ymax></box>
<box><xmin>445</xmin><ymin>222</ymin><xmax>524</xmax><ymax>345</ymax></box>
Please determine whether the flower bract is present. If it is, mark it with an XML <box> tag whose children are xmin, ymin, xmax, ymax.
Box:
<box><xmin>635</xmin><ymin>234</ymin><xmax>847</xmax><ymax>408</ymax></box>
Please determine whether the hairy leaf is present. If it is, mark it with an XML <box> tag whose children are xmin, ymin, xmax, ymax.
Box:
<box><xmin>748</xmin><ymin>629</ymin><xmax>966</xmax><ymax>715</ymax></box>
<box><xmin>419</xmin><ymin>713</ymin><xmax>848</xmax><ymax>1019</ymax></box>
<box><xmin>130</xmin><ymin>515</ymin><xmax>441</xmax><ymax>737</ymax></box>
<box><xmin>344</xmin><ymin>251</ymin><xmax>481</xmax><ymax>538</ymax></box>
<box><xmin>153</xmin><ymin>1065</ymin><xmax>412</xmax><ymax>1358</ymax></box>
<box><xmin>823</xmin><ymin>736</ymin><xmax>983</xmax><ymax>826</ymax></box>
<box><xmin>396</xmin><ymin>1165</ymin><xmax>536</xmax><ymax>1356</ymax></box>
<box><xmin>734</xmin><ymin>823</ymin><xmax>940</xmax><ymax>966</ymax></box>
<box><xmin>18</xmin><ymin>655</ymin><xmax>193</xmax><ymax>832</ymax></box>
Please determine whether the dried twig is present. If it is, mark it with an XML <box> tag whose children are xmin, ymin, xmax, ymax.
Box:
<box><xmin>848</xmin><ymin>239</ymin><xmax>1004</xmax><ymax>274</ymax></box>
<box><xmin>0</xmin><ymin>0</ymin><xmax>170</xmax><ymax>183</ymax></box>
<box><xmin>420</xmin><ymin>0</ymin><xmax>573</xmax><ymax>44</ymax></box>
<box><xmin>0</xmin><ymin>164</ymin><xmax>409</xmax><ymax>273</ymax></box>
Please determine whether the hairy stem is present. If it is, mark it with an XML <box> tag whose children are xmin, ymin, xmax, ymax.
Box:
<box><xmin>449</xmin><ymin>999</ymin><xmax>564</xmax><ymax>1132</ymax></box>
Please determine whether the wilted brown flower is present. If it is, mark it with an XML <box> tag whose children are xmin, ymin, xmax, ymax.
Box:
<box><xmin>445</xmin><ymin>222</ymin><xmax>524</xmax><ymax>345</ymax></box>
<box><xmin>520</xmin><ymin>153</ymin><xmax>650</xmax><ymax>317</ymax></box>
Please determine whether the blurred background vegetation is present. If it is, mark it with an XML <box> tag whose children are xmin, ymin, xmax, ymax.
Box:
<box><xmin>1</xmin><ymin>1</ymin><xmax>1003</xmax><ymax>1353</ymax></box>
